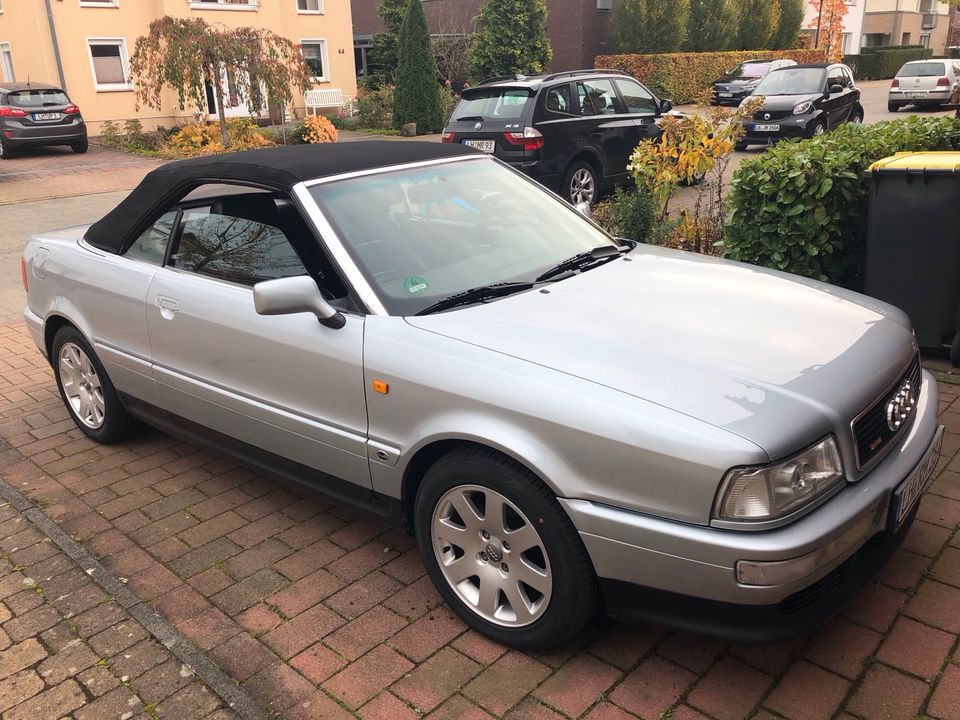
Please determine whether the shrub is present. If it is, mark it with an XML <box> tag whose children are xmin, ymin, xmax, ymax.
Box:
<box><xmin>356</xmin><ymin>83</ymin><xmax>395</xmax><ymax>129</ymax></box>
<box><xmin>613</xmin><ymin>0</ymin><xmax>690</xmax><ymax>54</ymax></box>
<box><xmin>97</xmin><ymin>119</ymin><xmax>160</xmax><ymax>153</ymax></box>
<box><xmin>724</xmin><ymin>116</ymin><xmax>960</xmax><ymax>288</ymax></box>
<box><xmin>299</xmin><ymin>114</ymin><xmax>338</xmax><ymax>143</ymax></box>
<box><xmin>161</xmin><ymin>117</ymin><xmax>275</xmax><ymax>158</ymax></box>
<box><xmin>842</xmin><ymin>46</ymin><xmax>934</xmax><ymax>80</ymax></box>
<box><xmin>595</xmin><ymin>187</ymin><xmax>658</xmax><ymax>243</ymax></box>
<box><xmin>469</xmin><ymin>0</ymin><xmax>552</xmax><ymax>77</ymax></box>
<box><xmin>597</xmin><ymin>48</ymin><xmax>827</xmax><ymax>103</ymax></box>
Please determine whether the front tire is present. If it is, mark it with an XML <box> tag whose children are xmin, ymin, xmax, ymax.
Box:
<box><xmin>562</xmin><ymin>160</ymin><xmax>598</xmax><ymax>206</ymax></box>
<box><xmin>414</xmin><ymin>448</ymin><xmax>598</xmax><ymax>649</ymax></box>
<box><xmin>52</xmin><ymin>326</ymin><xmax>137</xmax><ymax>443</ymax></box>
<box><xmin>809</xmin><ymin>120</ymin><xmax>826</xmax><ymax>138</ymax></box>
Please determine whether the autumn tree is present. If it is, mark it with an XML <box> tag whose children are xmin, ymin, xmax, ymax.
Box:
<box><xmin>771</xmin><ymin>0</ymin><xmax>805</xmax><ymax>48</ymax></box>
<box><xmin>735</xmin><ymin>0</ymin><xmax>781</xmax><ymax>50</ymax></box>
<box><xmin>469</xmin><ymin>0</ymin><xmax>551</xmax><ymax>78</ymax></box>
<box><xmin>130</xmin><ymin>17</ymin><xmax>310</xmax><ymax>148</ymax></box>
<box><xmin>807</xmin><ymin>0</ymin><xmax>848</xmax><ymax>62</ymax></box>
<box><xmin>614</xmin><ymin>0</ymin><xmax>690</xmax><ymax>54</ymax></box>
<box><xmin>684</xmin><ymin>0</ymin><xmax>736</xmax><ymax>52</ymax></box>
<box><xmin>394</xmin><ymin>0</ymin><xmax>444</xmax><ymax>134</ymax></box>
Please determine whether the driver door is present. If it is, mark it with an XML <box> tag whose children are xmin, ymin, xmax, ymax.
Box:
<box><xmin>144</xmin><ymin>189</ymin><xmax>372</xmax><ymax>492</ymax></box>
<box><xmin>824</xmin><ymin>66</ymin><xmax>853</xmax><ymax>127</ymax></box>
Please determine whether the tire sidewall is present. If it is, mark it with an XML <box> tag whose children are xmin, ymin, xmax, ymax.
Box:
<box><xmin>563</xmin><ymin>161</ymin><xmax>597</xmax><ymax>206</ymax></box>
<box><xmin>52</xmin><ymin>326</ymin><xmax>130</xmax><ymax>443</ymax></box>
<box><xmin>414</xmin><ymin>452</ymin><xmax>595</xmax><ymax>649</ymax></box>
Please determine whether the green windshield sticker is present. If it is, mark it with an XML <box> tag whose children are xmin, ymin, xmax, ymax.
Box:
<box><xmin>403</xmin><ymin>276</ymin><xmax>428</xmax><ymax>294</ymax></box>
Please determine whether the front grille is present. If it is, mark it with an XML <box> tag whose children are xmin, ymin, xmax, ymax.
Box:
<box><xmin>852</xmin><ymin>355</ymin><xmax>922</xmax><ymax>470</ymax></box>
<box><xmin>753</xmin><ymin>110</ymin><xmax>791</xmax><ymax>122</ymax></box>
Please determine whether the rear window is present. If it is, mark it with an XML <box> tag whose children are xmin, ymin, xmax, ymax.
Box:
<box><xmin>7</xmin><ymin>89</ymin><xmax>70</xmax><ymax>108</ymax></box>
<box><xmin>452</xmin><ymin>88</ymin><xmax>533</xmax><ymax>120</ymax></box>
<box><xmin>898</xmin><ymin>62</ymin><xmax>946</xmax><ymax>77</ymax></box>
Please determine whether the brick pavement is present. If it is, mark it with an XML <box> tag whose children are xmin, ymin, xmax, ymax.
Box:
<box><xmin>0</xmin><ymin>317</ymin><xmax>959</xmax><ymax>719</ymax></box>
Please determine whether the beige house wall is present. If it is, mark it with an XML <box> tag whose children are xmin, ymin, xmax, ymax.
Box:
<box><xmin>863</xmin><ymin>1</ymin><xmax>952</xmax><ymax>54</ymax></box>
<box><xmin>0</xmin><ymin>0</ymin><xmax>356</xmax><ymax>135</ymax></box>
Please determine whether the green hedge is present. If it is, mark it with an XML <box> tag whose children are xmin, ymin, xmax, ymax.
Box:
<box><xmin>724</xmin><ymin>116</ymin><xmax>960</xmax><ymax>288</ymax></box>
<box><xmin>596</xmin><ymin>49</ymin><xmax>828</xmax><ymax>104</ymax></box>
<box><xmin>842</xmin><ymin>46</ymin><xmax>934</xmax><ymax>80</ymax></box>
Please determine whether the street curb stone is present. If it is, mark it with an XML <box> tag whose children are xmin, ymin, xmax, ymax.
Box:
<box><xmin>0</xmin><ymin>470</ymin><xmax>270</xmax><ymax>720</ymax></box>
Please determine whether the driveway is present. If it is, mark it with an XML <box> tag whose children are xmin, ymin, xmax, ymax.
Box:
<box><xmin>1</xmin><ymin>134</ymin><xmax>960</xmax><ymax>720</ymax></box>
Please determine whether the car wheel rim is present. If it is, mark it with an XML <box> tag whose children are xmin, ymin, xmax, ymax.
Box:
<box><xmin>58</xmin><ymin>342</ymin><xmax>105</xmax><ymax>429</ymax></box>
<box><xmin>570</xmin><ymin>169</ymin><xmax>595</xmax><ymax>205</ymax></box>
<box><xmin>431</xmin><ymin>484</ymin><xmax>552</xmax><ymax>627</ymax></box>
<box><xmin>852</xmin><ymin>114</ymin><xmax>862</xmax><ymax>124</ymax></box>
<box><xmin>814</xmin><ymin>124</ymin><xmax>825</xmax><ymax>135</ymax></box>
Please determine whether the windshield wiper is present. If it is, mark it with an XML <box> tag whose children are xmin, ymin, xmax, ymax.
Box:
<box><xmin>456</xmin><ymin>115</ymin><xmax>485</xmax><ymax>122</ymax></box>
<box><xmin>414</xmin><ymin>281</ymin><xmax>535</xmax><ymax>316</ymax></box>
<box><xmin>535</xmin><ymin>245</ymin><xmax>624</xmax><ymax>282</ymax></box>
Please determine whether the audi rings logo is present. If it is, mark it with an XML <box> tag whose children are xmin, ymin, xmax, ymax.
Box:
<box><xmin>886</xmin><ymin>380</ymin><xmax>916</xmax><ymax>432</ymax></box>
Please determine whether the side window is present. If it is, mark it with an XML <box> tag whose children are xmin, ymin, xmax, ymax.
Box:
<box><xmin>828</xmin><ymin>68</ymin><xmax>845</xmax><ymax>88</ymax></box>
<box><xmin>842</xmin><ymin>67</ymin><xmax>854</xmax><ymax>85</ymax></box>
<box><xmin>171</xmin><ymin>203</ymin><xmax>307</xmax><ymax>285</ymax></box>
<box><xmin>615</xmin><ymin>78</ymin><xmax>658</xmax><ymax>114</ymax></box>
<box><xmin>544</xmin><ymin>84</ymin><xmax>574</xmax><ymax>115</ymax></box>
<box><xmin>577</xmin><ymin>79</ymin><xmax>620</xmax><ymax>115</ymax></box>
<box><xmin>125</xmin><ymin>210</ymin><xmax>177</xmax><ymax>265</ymax></box>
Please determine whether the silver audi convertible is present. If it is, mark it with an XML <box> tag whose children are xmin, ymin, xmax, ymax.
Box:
<box><xmin>22</xmin><ymin>142</ymin><xmax>943</xmax><ymax>648</ymax></box>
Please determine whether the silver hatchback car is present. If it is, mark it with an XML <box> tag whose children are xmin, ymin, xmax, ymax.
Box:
<box><xmin>888</xmin><ymin>58</ymin><xmax>960</xmax><ymax>112</ymax></box>
<box><xmin>22</xmin><ymin>143</ymin><xmax>943</xmax><ymax>648</ymax></box>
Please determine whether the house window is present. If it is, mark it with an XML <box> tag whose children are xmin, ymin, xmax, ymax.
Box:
<box><xmin>79</xmin><ymin>0</ymin><xmax>119</xmax><ymax>6</ymax></box>
<box><xmin>301</xmin><ymin>40</ymin><xmax>328</xmax><ymax>82</ymax></box>
<box><xmin>86</xmin><ymin>38</ymin><xmax>131</xmax><ymax>91</ymax></box>
<box><xmin>190</xmin><ymin>0</ymin><xmax>258</xmax><ymax>9</ymax></box>
<box><xmin>1</xmin><ymin>43</ymin><xmax>14</xmax><ymax>83</ymax></box>
<box><xmin>920</xmin><ymin>34</ymin><xmax>931</xmax><ymax>47</ymax></box>
<box><xmin>841</xmin><ymin>33</ymin><xmax>852</xmax><ymax>54</ymax></box>
<box><xmin>297</xmin><ymin>0</ymin><xmax>322</xmax><ymax>13</ymax></box>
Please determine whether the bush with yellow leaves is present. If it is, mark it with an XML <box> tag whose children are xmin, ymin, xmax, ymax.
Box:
<box><xmin>161</xmin><ymin>117</ymin><xmax>275</xmax><ymax>158</ymax></box>
<box><xmin>300</xmin><ymin>114</ymin><xmax>339</xmax><ymax>144</ymax></box>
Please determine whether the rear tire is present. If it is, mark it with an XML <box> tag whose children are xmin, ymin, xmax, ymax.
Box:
<box><xmin>52</xmin><ymin>326</ymin><xmax>137</xmax><ymax>443</ymax></box>
<box><xmin>562</xmin><ymin>160</ymin><xmax>598</xmax><ymax>206</ymax></box>
<box><xmin>888</xmin><ymin>102</ymin><xmax>901</xmax><ymax>113</ymax></box>
<box><xmin>850</xmin><ymin>108</ymin><xmax>864</xmax><ymax>124</ymax></box>
<box><xmin>414</xmin><ymin>447</ymin><xmax>598</xmax><ymax>649</ymax></box>
<box><xmin>0</xmin><ymin>138</ymin><xmax>14</xmax><ymax>159</ymax></box>
<box><xmin>734</xmin><ymin>142</ymin><xmax>748</xmax><ymax>151</ymax></box>
<box><xmin>71</xmin><ymin>138</ymin><xmax>89</xmax><ymax>154</ymax></box>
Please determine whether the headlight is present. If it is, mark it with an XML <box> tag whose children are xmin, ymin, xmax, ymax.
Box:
<box><xmin>714</xmin><ymin>436</ymin><xmax>845</xmax><ymax>522</ymax></box>
<box><xmin>793</xmin><ymin>100</ymin><xmax>813</xmax><ymax>115</ymax></box>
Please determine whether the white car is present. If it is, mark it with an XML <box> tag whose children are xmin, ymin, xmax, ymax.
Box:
<box><xmin>889</xmin><ymin>59</ymin><xmax>960</xmax><ymax>112</ymax></box>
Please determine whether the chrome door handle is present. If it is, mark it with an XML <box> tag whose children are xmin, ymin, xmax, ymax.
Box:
<box><xmin>155</xmin><ymin>296</ymin><xmax>180</xmax><ymax>312</ymax></box>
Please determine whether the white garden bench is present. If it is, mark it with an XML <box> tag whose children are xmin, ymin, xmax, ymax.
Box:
<box><xmin>304</xmin><ymin>89</ymin><xmax>345</xmax><ymax>115</ymax></box>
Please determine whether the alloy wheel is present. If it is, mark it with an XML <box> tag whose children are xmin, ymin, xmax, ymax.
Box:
<box><xmin>570</xmin><ymin>168</ymin><xmax>595</xmax><ymax>205</ymax></box>
<box><xmin>813</xmin><ymin>122</ymin><xmax>826</xmax><ymax>135</ymax></box>
<box><xmin>58</xmin><ymin>342</ymin><xmax>105</xmax><ymax>429</ymax></box>
<box><xmin>431</xmin><ymin>484</ymin><xmax>552</xmax><ymax>627</ymax></box>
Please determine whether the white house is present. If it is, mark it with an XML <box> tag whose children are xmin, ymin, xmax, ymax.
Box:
<box><xmin>802</xmin><ymin>0</ymin><xmax>869</xmax><ymax>55</ymax></box>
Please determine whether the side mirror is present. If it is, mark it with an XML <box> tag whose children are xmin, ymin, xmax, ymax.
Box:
<box><xmin>829</xmin><ymin>84</ymin><xmax>844</xmax><ymax>94</ymax></box>
<box><xmin>574</xmin><ymin>201</ymin><xmax>591</xmax><ymax>219</ymax></box>
<box><xmin>659</xmin><ymin>99</ymin><xmax>673</xmax><ymax>115</ymax></box>
<box><xmin>253</xmin><ymin>275</ymin><xmax>346</xmax><ymax>329</ymax></box>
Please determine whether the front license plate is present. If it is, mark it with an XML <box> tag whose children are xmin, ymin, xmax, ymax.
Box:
<box><xmin>33</xmin><ymin>112</ymin><xmax>61</xmax><ymax>121</ymax></box>
<box><xmin>462</xmin><ymin>139</ymin><xmax>495</xmax><ymax>153</ymax></box>
<box><xmin>907</xmin><ymin>92</ymin><xmax>928</xmax><ymax>99</ymax></box>
<box><xmin>891</xmin><ymin>425</ymin><xmax>944</xmax><ymax>528</ymax></box>
<box><xmin>754</xmin><ymin>124</ymin><xmax>780</xmax><ymax>132</ymax></box>
<box><xmin>718</xmin><ymin>92</ymin><xmax>733</xmax><ymax>98</ymax></box>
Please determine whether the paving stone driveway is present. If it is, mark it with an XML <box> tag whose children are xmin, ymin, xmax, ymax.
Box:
<box><xmin>1</xmin><ymin>152</ymin><xmax>960</xmax><ymax>719</ymax></box>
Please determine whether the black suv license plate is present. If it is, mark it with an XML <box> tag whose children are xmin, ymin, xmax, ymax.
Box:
<box><xmin>891</xmin><ymin>425</ymin><xmax>944</xmax><ymax>529</ymax></box>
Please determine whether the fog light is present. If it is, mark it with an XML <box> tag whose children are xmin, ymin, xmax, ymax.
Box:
<box><xmin>736</xmin><ymin>513</ymin><xmax>875</xmax><ymax>587</ymax></box>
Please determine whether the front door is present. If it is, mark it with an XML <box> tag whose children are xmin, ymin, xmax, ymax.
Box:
<box><xmin>144</xmin><ymin>193</ymin><xmax>371</xmax><ymax>491</ymax></box>
<box><xmin>824</xmin><ymin>67</ymin><xmax>853</xmax><ymax>127</ymax></box>
<box><xmin>576</xmin><ymin>78</ymin><xmax>641</xmax><ymax>183</ymax></box>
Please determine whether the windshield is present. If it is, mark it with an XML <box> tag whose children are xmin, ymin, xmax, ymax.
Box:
<box><xmin>898</xmin><ymin>62</ymin><xmax>946</xmax><ymax>77</ymax></box>
<box><xmin>753</xmin><ymin>68</ymin><xmax>825</xmax><ymax>96</ymax></box>
<box><xmin>728</xmin><ymin>62</ymin><xmax>771</xmax><ymax>79</ymax></box>
<box><xmin>453</xmin><ymin>88</ymin><xmax>533</xmax><ymax>120</ymax></box>
<box><xmin>308</xmin><ymin>159</ymin><xmax>618</xmax><ymax>315</ymax></box>
<box><xmin>7</xmin><ymin>89</ymin><xmax>70</xmax><ymax>108</ymax></box>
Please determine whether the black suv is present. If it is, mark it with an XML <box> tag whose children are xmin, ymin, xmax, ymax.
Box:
<box><xmin>0</xmin><ymin>82</ymin><xmax>88</xmax><ymax>159</ymax></box>
<box><xmin>738</xmin><ymin>63</ymin><xmax>863</xmax><ymax>149</ymax></box>
<box><xmin>442</xmin><ymin>70</ymin><xmax>671</xmax><ymax>205</ymax></box>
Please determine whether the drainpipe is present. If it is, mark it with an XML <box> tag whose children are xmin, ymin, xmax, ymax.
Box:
<box><xmin>43</xmin><ymin>0</ymin><xmax>67</xmax><ymax>90</ymax></box>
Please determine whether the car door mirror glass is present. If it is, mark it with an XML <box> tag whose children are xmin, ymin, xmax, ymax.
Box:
<box><xmin>829</xmin><ymin>84</ymin><xmax>844</xmax><ymax>94</ymax></box>
<box><xmin>659</xmin><ymin>99</ymin><xmax>673</xmax><ymax>114</ymax></box>
<box><xmin>253</xmin><ymin>275</ymin><xmax>346</xmax><ymax>329</ymax></box>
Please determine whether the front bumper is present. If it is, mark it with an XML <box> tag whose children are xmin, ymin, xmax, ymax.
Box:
<box><xmin>740</xmin><ymin>114</ymin><xmax>817</xmax><ymax>145</ymax></box>
<box><xmin>563</xmin><ymin>369</ymin><xmax>942</xmax><ymax>641</ymax></box>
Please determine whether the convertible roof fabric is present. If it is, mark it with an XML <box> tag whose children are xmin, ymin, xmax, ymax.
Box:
<box><xmin>84</xmin><ymin>141</ymin><xmax>480</xmax><ymax>254</ymax></box>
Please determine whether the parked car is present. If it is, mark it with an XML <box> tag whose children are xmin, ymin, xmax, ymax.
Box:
<box><xmin>441</xmin><ymin>70</ymin><xmax>671</xmax><ymax>206</ymax></box>
<box><xmin>22</xmin><ymin>143</ymin><xmax>943</xmax><ymax>648</ymax></box>
<box><xmin>888</xmin><ymin>59</ymin><xmax>960</xmax><ymax>112</ymax></box>
<box><xmin>712</xmin><ymin>58</ymin><xmax>797</xmax><ymax>106</ymax></box>
<box><xmin>737</xmin><ymin>63</ymin><xmax>863</xmax><ymax>150</ymax></box>
<box><xmin>0</xmin><ymin>82</ymin><xmax>87</xmax><ymax>159</ymax></box>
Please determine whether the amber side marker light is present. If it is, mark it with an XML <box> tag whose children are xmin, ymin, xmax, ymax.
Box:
<box><xmin>20</xmin><ymin>257</ymin><xmax>28</xmax><ymax>292</ymax></box>
<box><xmin>371</xmin><ymin>380</ymin><xmax>389</xmax><ymax>394</ymax></box>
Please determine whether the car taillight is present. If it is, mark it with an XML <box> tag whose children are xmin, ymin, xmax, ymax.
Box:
<box><xmin>441</xmin><ymin>131</ymin><xmax>454</xmax><ymax>143</ymax></box>
<box><xmin>0</xmin><ymin>106</ymin><xmax>27</xmax><ymax>118</ymax></box>
<box><xmin>502</xmin><ymin>127</ymin><xmax>544</xmax><ymax>152</ymax></box>
<box><xmin>20</xmin><ymin>258</ymin><xmax>28</xmax><ymax>293</ymax></box>
<box><xmin>891</xmin><ymin>78</ymin><xmax>900</xmax><ymax>88</ymax></box>
<box><xmin>64</xmin><ymin>104</ymin><xmax>80</xmax><ymax>115</ymax></box>
<box><xmin>937</xmin><ymin>76</ymin><xmax>950</xmax><ymax>87</ymax></box>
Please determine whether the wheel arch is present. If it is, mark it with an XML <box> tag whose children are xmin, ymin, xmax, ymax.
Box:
<box><xmin>44</xmin><ymin>313</ymin><xmax>81</xmax><ymax>359</ymax></box>
<box><xmin>566</xmin><ymin>150</ymin><xmax>603</xmax><ymax>180</ymax></box>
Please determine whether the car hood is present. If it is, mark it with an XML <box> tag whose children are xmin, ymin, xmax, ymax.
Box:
<box><xmin>756</xmin><ymin>93</ymin><xmax>822</xmax><ymax>111</ymax></box>
<box><xmin>406</xmin><ymin>246</ymin><xmax>915</xmax><ymax>463</ymax></box>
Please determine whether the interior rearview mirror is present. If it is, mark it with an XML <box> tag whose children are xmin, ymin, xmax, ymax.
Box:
<box><xmin>829</xmin><ymin>84</ymin><xmax>844</xmax><ymax>94</ymax></box>
<box><xmin>253</xmin><ymin>276</ymin><xmax>346</xmax><ymax>329</ymax></box>
<box><xmin>575</xmin><ymin>201</ymin><xmax>591</xmax><ymax>219</ymax></box>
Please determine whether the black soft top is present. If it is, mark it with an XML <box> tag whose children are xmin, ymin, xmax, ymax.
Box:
<box><xmin>84</xmin><ymin>141</ymin><xmax>479</xmax><ymax>254</ymax></box>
